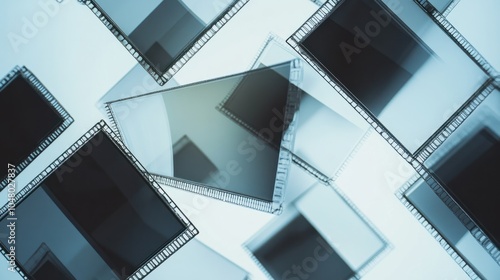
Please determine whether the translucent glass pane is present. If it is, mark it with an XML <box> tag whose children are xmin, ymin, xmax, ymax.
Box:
<box><xmin>246</xmin><ymin>184</ymin><xmax>387</xmax><ymax>279</ymax></box>
<box><xmin>291</xmin><ymin>0</ymin><xmax>489</xmax><ymax>153</ymax></box>
<box><xmin>0</xmin><ymin>66</ymin><xmax>72</xmax><ymax>190</ymax></box>
<box><xmin>106</xmin><ymin>63</ymin><xmax>300</xmax><ymax>212</ymax></box>
<box><xmin>0</xmin><ymin>123</ymin><xmax>196</xmax><ymax>280</ymax></box>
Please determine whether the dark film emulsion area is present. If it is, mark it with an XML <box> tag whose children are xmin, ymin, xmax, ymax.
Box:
<box><xmin>253</xmin><ymin>215</ymin><xmax>355</xmax><ymax>280</ymax></box>
<box><xmin>300</xmin><ymin>0</ymin><xmax>429</xmax><ymax>116</ymax></box>
<box><xmin>0</xmin><ymin>131</ymin><xmax>186</xmax><ymax>280</ymax></box>
<box><xmin>0</xmin><ymin>74</ymin><xmax>63</xmax><ymax>180</ymax></box>
<box><xmin>431</xmin><ymin>128</ymin><xmax>500</xmax><ymax>248</ymax></box>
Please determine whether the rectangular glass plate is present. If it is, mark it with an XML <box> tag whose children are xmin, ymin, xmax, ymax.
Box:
<box><xmin>245</xmin><ymin>183</ymin><xmax>389</xmax><ymax>280</ymax></box>
<box><xmin>251</xmin><ymin>34</ymin><xmax>368</xmax><ymax>182</ymax></box>
<box><xmin>0</xmin><ymin>66</ymin><xmax>73</xmax><ymax>190</ymax></box>
<box><xmin>288</xmin><ymin>0</ymin><xmax>490</xmax><ymax>157</ymax></box>
<box><xmin>82</xmin><ymin>0</ymin><xmax>249</xmax><ymax>85</ymax></box>
<box><xmin>146</xmin><ymin>239</ymin><xmax>249</xmax><ymax>279</ymax></box>
<box><xmin>105</xmin><ymin>62</ymin><xmax>301</xmax><ymax>213</ymax></box>
<box><xmin>0</xmin><ymin>121</ymin><xmax>197</xmax><ymax>280</ymax></box>
<box><xmin>398</xmin><ymin>175</ymin><xmax>500</xmax><ymax>279</ymax></box>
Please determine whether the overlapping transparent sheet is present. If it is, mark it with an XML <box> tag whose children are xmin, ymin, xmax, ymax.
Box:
<box><xmin>251</xmin><ymin>35</ymin><xmax>368</xmax><ymax>183</ymax></box>
<box><xmin>423</xmin><ymin>0</ymin><xmax>500</xmax><ymax>72</ymax></box>
<box><xmin>288</xmin><ymin>0</ymin><xmax>490</xmax><ymax>157</ymax></box>
<box><xmin>106</xmin><ymin>62</ymin><xmax>301</xmax><ymax>213</ymax></box>
<box><xmin>0</xmin><ymin>121</ymin><xmax>197</xmax><ymax>280</ymax></box>
<box><xmin>82</xmin><ymin>0</ymin><xmax>248</xmax><ymax>85</ymax></box>
<box><xmin>0</xmin><ymin>66</ymin><xmax>72</xmax><ymax>190</ymax></box>
<box><xmin>147</xmin><ymin>239</ymin><xmax>249</xmax><ymax>279</ymax></box>
<box><xmin>398</xmin><ymin>82</ymin><xmax>500</xmax><ymax>279</ymax></box>
<box><xmin>245</xmin><ymin>183</ymin><xmax>388</xmax><ymax>280</ymax></box>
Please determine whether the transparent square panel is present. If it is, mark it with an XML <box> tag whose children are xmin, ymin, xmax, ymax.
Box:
<box><xmin>0</xmin><ymin>66</ymin><xmax>72</xmax><ymax>190</ymax></box>
<box><xmin>289</xmin><ymin>0</ymin><xmax>490</xmax><ymax>154</ymax></box>
<box><xmin>106</xmin><ymin>62</ymin><xmax>301</xmax><ymax>213</ymax></box>
<box><xmin>422</xmin><ymin>86</ymin><xmax>500</xmax><ymax>254</ymax></box>
<box><xmin>84</xmin><ymin>0</ymin><xmax>248</xmax><ymax>85</ymax></box>
<box><xmin>246</xmin><ymin>184</ymin><xmax>388</xmax><ymax>280</ymax></box>
<box><xmin>0</xmin><ymin>122</ymin><xmax>196</xmax><ymax>280</ymax></box>
<box><xmin>403</xmin><ymin>177</ymin><xmax>500</xmax><ymax>279</ymax></box>
<box><xmin>252</xmin><ymin>35</ymin><xmax>367</xmax><ymax>181</ymax></box>
<box><xmin>445</xmin><ymin>0</ymin><xmax>500</xmax><ymax>71</ymax></box>
<box><xmin>147</xmin><ymin>239</ymin><xmax>249</xmax><ymax>280</ymax></box>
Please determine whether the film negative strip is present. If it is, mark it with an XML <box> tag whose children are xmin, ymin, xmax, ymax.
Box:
<box><xmin>0</xmin><ymin>65</ymin><xmax>73</xmax><ymax>190</ymax></box>
<box><xmin>0</xmin><ymin>120</ymin><xmax>197</xmax><ymax>280</ymax></box>
<box><xmin>396</xmin><ymin>174</ymin><xmax>482</xmax><ymax>280</ymax></box>
<box><xmin>104</xmin><ymin>62</ymin><xmax>301</xmax><ymax>214</ymax></box>
<box><xmin>80</xmin><ymin>0</ymin><xmax>249</xmax><ymax>86</ymax></box>
<box><xmin>414</xmin><ymin>0</ymin><xmax>496</xmax><ymax>77</ymax></box>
